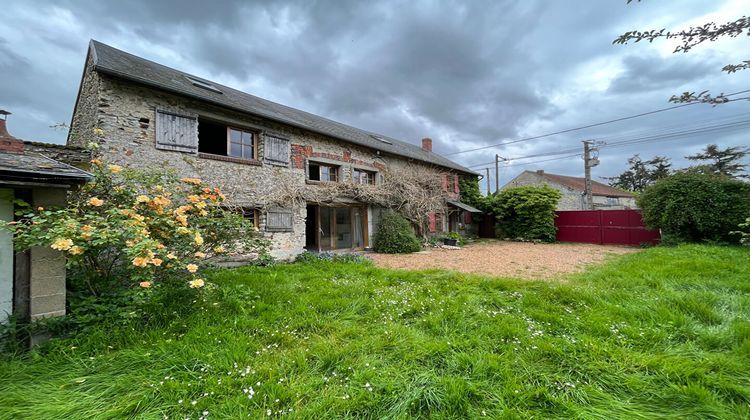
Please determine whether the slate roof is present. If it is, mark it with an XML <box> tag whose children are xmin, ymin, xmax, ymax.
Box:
<box><xmin>0</xmin><ymin>151</ymin><xmax>92</xmax><ymax>185</ymax></box>
<box><xmin>529</xmin><ymin>171</ymin><xmax>634</xmax><ymax>198</ymax></box>
<box><xmin>88</xmin><ymin>40</ymin><xmax>477</xmax><ymax>175</ymax></box>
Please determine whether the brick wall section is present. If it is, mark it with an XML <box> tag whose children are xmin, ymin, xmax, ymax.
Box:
<box><xmin>68</xmin><ymin>61</ymin><xmax>463</xmax><ymax>258</ymax></box>
<box><xmin>0</xmin><ymin>139</ymin><xmax>24</xmax><ymax>153</ymax></box>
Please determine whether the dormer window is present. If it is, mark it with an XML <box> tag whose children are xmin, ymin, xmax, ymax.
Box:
<box><xmin>185</xmin><ymin>76</ymin><xmax>222</xmax><ymax>94</ymax></box>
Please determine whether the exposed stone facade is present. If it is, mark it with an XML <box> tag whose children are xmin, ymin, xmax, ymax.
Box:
<box><xmin>69</xmin><ymin>56</ymin><xmax>465</xmax><ymax>259</ymax></box>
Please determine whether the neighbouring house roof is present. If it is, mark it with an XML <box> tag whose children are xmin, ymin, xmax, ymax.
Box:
<box><xmin>526</xmin><ymin>171</ymin><xmax>634</xmax><ymax>198</ymax></box>
<box><xmin>86</xmin><ymin>40</ymin><xmax>478</xmax><ymax>175</ymax></box>
<box><xmin>0</xmin><ymin>118</ymin><xmax>92</xmax><ymax>186</ymax></box>
<box><xmin>447</xmin><ymin>200</ymin><xmax>482</xmax><ymax>213</ymax></box>
<box><xmin>0</xmin><ymin>152</ymin><xmax>93</xmax><ymax>186</ymax></box>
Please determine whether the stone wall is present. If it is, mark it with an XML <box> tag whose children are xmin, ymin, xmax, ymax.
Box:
<box><xmin>23</xmin><ymin>141</ymin><xmax>90</xmax><ymax>169</ymax></box>
<box><xmin>69</xmin><ymin>65</ymin><xmax>461</xmax><ymax>259</ymax></box>
<box><xmin>68</xmin><ymin>51</ymin><xmax>101</xmax><ymax>150</ymax></box>
<box><xmin>29</xmin><ymin>188</ymin><xmax>67</xmax><ymax>320</ymax></box>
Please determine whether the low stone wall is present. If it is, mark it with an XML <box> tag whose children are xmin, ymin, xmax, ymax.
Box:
<box><xmin>23</xmin><ymin>141</ymin><xmax>90</xmax><ymax>169</ymax></box>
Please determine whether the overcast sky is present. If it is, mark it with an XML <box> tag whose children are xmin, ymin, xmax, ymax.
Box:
<box><xmin>1</xmin><ymin>0</ymin><xmax>748</xmax><ymax>191</ymax></box>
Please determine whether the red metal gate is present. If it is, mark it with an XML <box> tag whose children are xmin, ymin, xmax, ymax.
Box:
<box><xmin>555</xmin><ymin>210</ymin><xmax>660</xmax><ymax>246</ymax></box>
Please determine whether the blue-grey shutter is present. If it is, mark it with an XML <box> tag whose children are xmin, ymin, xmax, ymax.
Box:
<box><xmin>264</xmin><ymin>134</ymin><xmax>290</xmax><ymax>165</ymax></box>
<box><xmin>155</xmin><ymin>110</ymin><xmax>198</xmax><ymax>153</ymax></box>
<box><xmin>266</xmin><ymin>209</ymin><xmax>293</xmax><ymax>232</ymax></box>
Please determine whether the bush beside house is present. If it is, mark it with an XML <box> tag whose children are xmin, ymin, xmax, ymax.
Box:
<box><xmin>4</xmin><ymin>160</ymin><xmax>268</xmax><ymax>332</ymax></box>
<box><xmin>373</xmin><ymin>211</ymin><xmax>423</xmax><ymax>253</ymax></box>
<box><xmin>638</xmin><ymin>172</ymin><xmax>750</xmax><ymax>244</ymax></box>
<box><xmin>487</xmin><ymin>185</ymin><xmax>562</xmax><ymax>242</ymax></box>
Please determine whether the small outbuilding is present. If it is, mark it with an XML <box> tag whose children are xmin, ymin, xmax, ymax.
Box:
<box><xmin>0</xmin><ymin>112</ymin><xmax>91</xmax><ymax>327</ymax></box>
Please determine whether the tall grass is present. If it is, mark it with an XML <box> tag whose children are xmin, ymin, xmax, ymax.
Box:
<box><xmin>1</xmin><ymin>245</ymin><xmax>748</xmax><ymax>418</ymax></box>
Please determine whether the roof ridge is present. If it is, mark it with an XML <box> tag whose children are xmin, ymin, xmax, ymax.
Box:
<box><xmin>88</xmin><ymin>40</ymin><xmax>475</xmax><ymax>174</ymax></box>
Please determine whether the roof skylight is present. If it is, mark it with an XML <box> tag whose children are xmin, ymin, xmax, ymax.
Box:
<box><xmin>370</xmin><ymin>134</ymin><xmax>392</xmax><ymax>145</ymax></box>
<box><xmin>185</xmin><ymin>76</ymin><xmax>222</xmax><ymax>94</ymax></box>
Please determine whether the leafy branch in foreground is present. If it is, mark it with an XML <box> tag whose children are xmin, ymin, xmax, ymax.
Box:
<box><xmin>613</xmin><ymin>2</ymin><xmax>749</xmax><ymax>105</ymax></box>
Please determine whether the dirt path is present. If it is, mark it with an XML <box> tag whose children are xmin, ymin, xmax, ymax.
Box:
<box><xmin>368</xmin><ymin>240</ymin><xmax>638</xmax><ymax>279</ymax></box>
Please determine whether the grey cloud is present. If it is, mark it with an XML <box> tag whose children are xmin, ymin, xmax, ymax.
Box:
<box><xmin>0</xmin><ymin>0</ymin><xmax>747</xmax><ymax>190</ymax></box>
<box><xmin>608</xmin><ymin>52</ymin><xmax>719</xmax><ymax>94</ymax></box>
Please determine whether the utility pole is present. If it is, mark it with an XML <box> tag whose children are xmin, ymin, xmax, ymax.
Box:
<box><xmin>495</xmin><ymin>154</ymin><xmax>500</xmax><ymax>194</ymax></box>
<box><xmin>485</xmin><ymin>167</ymin><xmax>491</xmax><ymax>196</ymax></box>
<box><xmin>582</xmin><ymin>140</ymin><xmax>600</xmax><ymax>210</ymax></box>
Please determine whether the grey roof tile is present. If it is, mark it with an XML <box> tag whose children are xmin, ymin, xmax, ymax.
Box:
<box><xmin>0</xmin><ymin>151</ymin><xmax>92</xmax><ymax>182</ymax></box>
<box><xmin>89</xmin><ymin>40</ymin><xmax>478</xmax><ymax>175</ymax></box>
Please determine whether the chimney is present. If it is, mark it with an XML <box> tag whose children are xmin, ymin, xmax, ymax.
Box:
<box><xmin>421</xmin><ymin>137</ymin><xmax>432</xmax><ymax>152</ymax></box>
<box><xmin>0</xmin><ymin>110</ymin><xmax>24</xmax><ymax>154</ymax></box>
<box><xmin>536</xmin><ymin>170</ymin><xmax>544</xmax><ymax>175</ymax></box>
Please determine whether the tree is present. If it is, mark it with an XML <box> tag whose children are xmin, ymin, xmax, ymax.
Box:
<box><xmin>638</xmin><ymin>172</ymin><xmax>750</xmax><ymax>244</ymax></box>
<box><xmin>614</xmin><ymin>1</ymin><xmax>749</xmax><ymax>104</ymax></box>
<box><xmin>458</xmin><ymin>175</ymin><xmax>486</xmax><ymax>211</ymax></box>
<box><xmin>604</xmin><ymin>154</ymin><xmax>672</xmax><ymax>193</ymax></box>
<box><xmin>685</xmin><ymin>144</ymin><xmax>749</xmax><ymax>178</ymax></box>
<box><xmin>486</xmin><ymin>185</ymin><xmax>561</xmax><ymax>242</ymax></box>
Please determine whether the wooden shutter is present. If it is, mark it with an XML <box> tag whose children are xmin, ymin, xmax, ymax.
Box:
<box><xmin>454</xmin><ymin>175</ymin><xmax>459</xmax><ymax>193</ymax></box>
<box><xmin>264</xmin><ymin>134</ymin><xmax>290</xmax><ymax>165</ymax></box>
<box><xmin>428</xmin><ymin>212</ymin><xmax>437</xmax><ymax>233</ymax></box>
<box><xmin>464</xmin><ymin>211</ymin><xmax>473</xmax><ymax>224</ymax></box>
<box><xmin>155</xmin><ymin>110</ymin><xmax>198</xmax><ymax>153</ymax></box>
<box><xmin>266</xmin><ymin>209</ymin><xmax>293</xmax><ymax>232</ymax></box>
<box><xmin>441</xmin><ymin>174</ymin><xmax>449</xmax><ymax>192</ymax></box>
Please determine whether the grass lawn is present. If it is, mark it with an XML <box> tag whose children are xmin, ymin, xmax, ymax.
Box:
<box><xmin>1</xmin><ymin>245</ymin><xmax>749</xmax><ymax>418</ymax></box>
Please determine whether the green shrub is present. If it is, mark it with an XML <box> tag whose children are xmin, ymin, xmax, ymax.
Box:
<box><xmin>733</xmin><ymin>216</ymin><xmax>750</xmax><ymax>246</ymax></box>
<box><xmin>638</xmin><ymin>172</ymin><xmax>750</xmax><ymax>244</ymax></box>
<box><xmin>373</xmin><ymin>211</ymin><xmax>423</xmax><ymax>253</ymax></box>
<box><xmin>487</xmin><ymin>185</ymin><xmax>561</xmax><ymax>242</ymax></box>
<box><xmin>295</xmin><ymin>251</ymin><xmax>372</xmax><ymax>264</ymax></box>
<box><xmin>443</xmin><ymin>231</ymin><xmax>464</xmax><ymax>245</ymax></box>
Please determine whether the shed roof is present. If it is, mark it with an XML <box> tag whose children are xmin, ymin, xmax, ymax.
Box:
<box><xmin>0</xmin><ymin>151</ymin><xmax>92</xmax><ymax>184</ymax></box>
<box><xmin>87</xmin><ymin>40</ymin><xmax>478</xmax><ymax>175</ymax></box>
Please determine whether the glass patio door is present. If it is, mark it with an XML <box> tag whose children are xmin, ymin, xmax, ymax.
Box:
<box><xmin>313</xmin><ymin>205</ymin><xmax>367</xmax><ymax>251</ymax></box>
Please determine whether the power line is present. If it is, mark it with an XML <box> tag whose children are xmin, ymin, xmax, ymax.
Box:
<box><xmin>445</xmin><ymin>88</ymin><xmax>750</xmax><ymax>156</ymax></box>
<box><xmin>466</xmin><ymin>117</ymin><xmax>750</xmax><ymax>168</ymax></box>
<box><xmin>474</xmin><ymin>118</ymin><xmax>750</xmax><ymax>183</ymax></box>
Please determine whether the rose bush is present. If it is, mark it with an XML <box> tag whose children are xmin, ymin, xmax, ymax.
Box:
<box><xmin>7</xmin><ymin>159</ymin><xmax>269</xmax><ymax>296</ymax></box>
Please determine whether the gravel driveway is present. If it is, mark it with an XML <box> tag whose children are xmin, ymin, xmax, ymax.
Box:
<box><xmin>368</xmin><ymin>240</ymin><xmax>638</xmax><ymax>279</ymax></box>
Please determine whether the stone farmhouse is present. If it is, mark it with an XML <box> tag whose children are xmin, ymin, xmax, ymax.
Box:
<box><xmin>67</xmin><ymin>41</ymin><xmax>480</xmax><ymax>259</ymax></box>
<box><xmin>503</xmin><ymin>170</ymin><xmax>637</xmax><ymax>211</ymax></box>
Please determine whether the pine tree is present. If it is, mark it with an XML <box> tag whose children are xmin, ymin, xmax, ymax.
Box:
<box><xmin>686</xmin><ymin>144</ymin><xmax>749</xmax><ymax>179</ymax></box>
